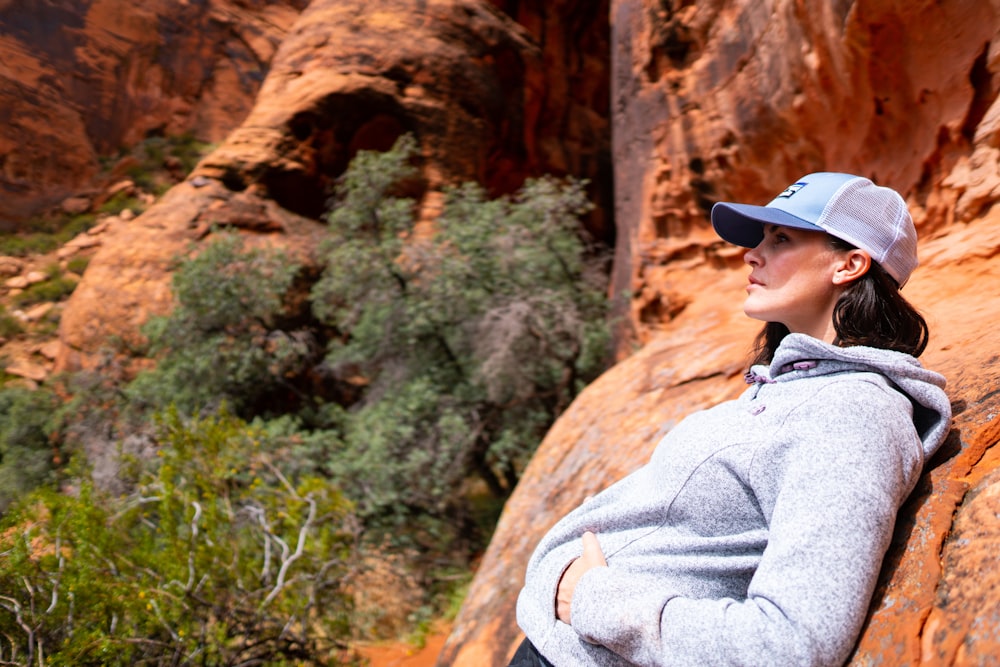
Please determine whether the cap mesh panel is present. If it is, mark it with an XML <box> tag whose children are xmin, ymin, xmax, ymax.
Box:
<box><xmin>816</xmin><ymin>179</ymin><xmax>918</xmax><ymax>285</ymax></box>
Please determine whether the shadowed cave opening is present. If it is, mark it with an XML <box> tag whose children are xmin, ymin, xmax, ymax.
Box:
<box><xmin>265</xmin><ymin>92</ymin><xmax>415</xmax><ymax>220</ymax></box>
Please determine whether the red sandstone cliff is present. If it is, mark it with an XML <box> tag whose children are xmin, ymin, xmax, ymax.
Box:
<box><xmin>2</xmin><ymin>0</ymin><xmax>995</xmax><ymax>664</ymax></box>
<box><xmin>440</xmin><ymin>1</ymin><xmax>1000</xmax><ymax>665</ymax></box>
<box><xmin>54</xmin><ymin>0</ymin><xmax>612</xmax><ymax>370</ymax></box>
<box><xmin>0</xmin><ymin>0</ymin><xmax>308</xmax><ymax>224</ymax></box>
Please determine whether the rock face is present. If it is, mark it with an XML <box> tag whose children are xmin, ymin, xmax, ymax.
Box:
<box><xmin>0</xmin><ymin>0</ymin><xmax>308</xmax><ymax>225</ymax></box>
<box><xmin>440</xmin><ymin>1</ymin><xmax>1000</xmax><ymax>665</ymax></box>
<box><xmin>56</xmin><ymin>0</ymin><xmax>612</xmax><ymax>369</ymax></box>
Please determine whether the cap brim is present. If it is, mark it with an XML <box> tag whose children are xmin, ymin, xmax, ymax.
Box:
<box><xmin>711</xmin><ymin>202</ymin><xmax>825</xmax><ymax>248</ymax></box>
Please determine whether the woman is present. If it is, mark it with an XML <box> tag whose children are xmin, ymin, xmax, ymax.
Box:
<box><xmin>510</xmin><ymin>172</ymin><xmax>952</xmax><ymax>667</ymax></box>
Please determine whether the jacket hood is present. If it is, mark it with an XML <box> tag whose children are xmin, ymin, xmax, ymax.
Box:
<box><xmin>758</xmin><ymin>333</ymin><xmax>952</xmax><ymax>460</ymax></box>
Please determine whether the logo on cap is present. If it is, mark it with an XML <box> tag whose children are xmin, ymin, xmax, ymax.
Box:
<box><xmin>777</xmin><ymin>183</ymin><xmax>806</xmax><ymax>198</ymax></box>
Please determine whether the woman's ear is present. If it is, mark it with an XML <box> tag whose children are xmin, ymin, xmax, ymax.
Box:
<box><xmin>832</xmin><ymin>249</ymin><xmax>871</xmax><ymax>285</ymax></box>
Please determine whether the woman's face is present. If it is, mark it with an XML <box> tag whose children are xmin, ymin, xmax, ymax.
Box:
<box><xmin>742</xmin><ymin>225</ymin><xmax>850</xmax><ymax>341</ymax></box>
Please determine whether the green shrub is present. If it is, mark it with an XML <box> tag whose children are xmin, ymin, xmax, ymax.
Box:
<box><xmin>168</xmin><ymin>132</ymin><xmax>214</xmax><ymax>173</ymax></box>
<box><xmin>0</xmin><ymin>305</ymin><xmax>23</xmax><ymax>339</ymax></box>
<box><xmin>12</xmin><ymin>274</ymin><xmax>78</xmax><ymax>307</ymax></box>
<box><xmin>0</xmin><ymin>215</ymin><xmax>97</xmax><ymax>259</ymax></box>
<box><xmin>55</xmin><ymin>214</ymin><xmax>98</xmax><ymax>243</ymax></box>
<box><xmin>124</xmin><ymin>133</ymin><xmax>214</xmax><ymax>191</ymax></box>
<box><xmin>127</xmin><ymin>233</ymin><xmax>310</xmax><ymax>417</ymax></box>
<box><xmin>97</xmin><ymin>192</ymin><xmax>145</xmax><ymax>217</ymax></box>
<box><xmin>0</xmin><ymin>385</ymin><xmax>60</xmax><ymax>511</ymax></box>
<box><xmin>0</xmin><ymin>409</ymin><xmax>362</xmax><ymax>665</ymax></box>
<box><xmin>0</xmin><ymin>233</ymin><xmax>59</xmax><ymax>257</ymax></box>
<box><xmin>66</xmin><ymin>255</ymin><xmax>91</xmax><ymax>275</ymax></box>
<box><xmin>312</xmin><ymin>135</ymin><xmax>610</xmax><ymax>526</ymax></box>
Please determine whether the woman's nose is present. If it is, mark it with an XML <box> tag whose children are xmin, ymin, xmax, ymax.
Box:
<box><xmin>744</xmin><ymin>244</ymin><xmax>762</xmax><ymax>266</ymax></box>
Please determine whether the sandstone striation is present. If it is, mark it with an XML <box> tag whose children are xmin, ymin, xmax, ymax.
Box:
<box><xmin>440</xmin><ymin>1</ymin><xmax>1000</xmax><ymax>665</ymax></box>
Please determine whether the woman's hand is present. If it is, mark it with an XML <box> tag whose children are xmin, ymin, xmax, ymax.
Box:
<box><xmin>556</xmin><ymin>531</ymin><xmax>608</xmax><ymax>624</ymax></box>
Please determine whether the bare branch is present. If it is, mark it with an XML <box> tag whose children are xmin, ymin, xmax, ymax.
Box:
<box><xmin>186</xmin><ymin>501</ymin><xmax>203</xmax><ymax>592</ymax></box>
<box><xmin>261</xmin><ymin>493</ymin><xmax>317</xmax><ymax>608</ymax></box>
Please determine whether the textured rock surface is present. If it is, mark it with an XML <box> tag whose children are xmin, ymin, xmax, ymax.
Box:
<box><xmin>56</xmin><ymin>0</ymin><xmax>612</xmax><ymax>370</ymax></box>
<box><xmin>440</xmin><ymin>1</ymin><xmax>1000</xmax><ymax>665</ymax></box>
<box><xmin>0</xmin><ymin>0</ymin><xmax>308</xmax><ymax>224</ymax></box>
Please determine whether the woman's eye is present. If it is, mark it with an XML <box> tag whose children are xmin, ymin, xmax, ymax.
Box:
<box><xmin>773</xmin><ymin>233</ymin><xmax>789</xmax><ymax>244</ymax></box>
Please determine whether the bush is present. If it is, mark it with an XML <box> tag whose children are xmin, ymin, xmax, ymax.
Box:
<box><xmin>0</xmin><ymin>409</ymin><xmax>363</xmax><ymax>666</ymax></box>
<box><xmin>0</xmin><ymin>386</ymin><xmax>61</xmax><ymax>511</ymax></box>
<box><xmin>0</xmin><ymin>305</ymin><xmax>23</xmax><ymax>339</ymax></box>
<box><xmin>0</xmin><ymin>233</ymin><xmax>59</xmax><ymax>257</ymax></box>
<box><xmin>55</xmin><ymin>214</ymin><xmax>97</xmax><ymax>243</ymax></box>
<box><xmin>0</xmin><ymin>215</ymin><xmax>97</xmax><ymax>258</ymax></box>
<box><xmin>97</xmin><ymin>192</ymin><xmax>145</xmax><ymax>217</ymax></box>
<box><xmin>12</xmin><ymin>274</ymin><xmax>78</xmax><ymax>307</ymax></box>
<box><xmin>312</xmin><ymin>135</ymin><xmax>610</xmax><ymax>526</ymax></box>
<box><xmin>127</xmin><ymin>232</ymin><xmax>312</xmax><ymax>417</ymax></box>
<box><xmin>66</xmin><ymin>255</ymin><xmax>91</xmax><ymax>276</ymax></box>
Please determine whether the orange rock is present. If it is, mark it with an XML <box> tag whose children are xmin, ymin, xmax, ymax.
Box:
<box><xmin>440</xmin><ymin>1</ymin><xmax>1000</xmax><ymax>665</ymax></box>
<box><xmin>57</xmin><ymin>0</ymin><xmax>612</xmax><ymax>367</ymax></box>
<box><xmin>24</xmin><ymin>1</ymin><xmax>999</xmax><ymax>663</ymax></box>
<box><xmin>0</xmin><ymin>0</ymin><xmax>307</xmax><ymax>222</ymax></box>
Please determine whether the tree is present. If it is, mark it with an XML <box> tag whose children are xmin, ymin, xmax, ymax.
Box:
<box><xmin>128</xmin><ymin>232</ymin><xmax>314</xmax><ymax>418</ymax></box>
<box><xmin>311</xmin><ymin>136</ymin><xmax>610</xmax><ymax>524</ymax></box>
<box><xmin>0</xmin><ymin>386</ymin><xmax>60</xmax><ymax>512</ymax></box>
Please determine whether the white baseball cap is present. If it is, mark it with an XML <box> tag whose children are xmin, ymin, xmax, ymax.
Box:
<box><xmin>711</xmin><ymin>172</ymin><xmax>918</xmax><ymax>287</ymax></box>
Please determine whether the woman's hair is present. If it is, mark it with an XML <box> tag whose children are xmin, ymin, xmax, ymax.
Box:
<box><xmin>749</xmin><ymin>235</ymin><xmax>929</xmax><ymax>366</ymax></box>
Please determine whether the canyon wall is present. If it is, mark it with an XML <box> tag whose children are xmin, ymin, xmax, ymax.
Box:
<box><xmin>440</xmin><ymin>1</ymin><xmax>1000</xmax><ymax>665</ymax></box>
<box><xmin>0</xmin><ymin>0</ymin><xmax>308</xmax><ymax>224</ymax></box>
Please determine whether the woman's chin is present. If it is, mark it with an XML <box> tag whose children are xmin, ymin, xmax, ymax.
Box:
<box><xmin>743</xmin><ymin>300</ymin><xmax>770</xmax><ymax>323</ymax></box>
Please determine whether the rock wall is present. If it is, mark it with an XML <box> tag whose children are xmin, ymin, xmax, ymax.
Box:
<box><xmin>440</xmin><ymin>1</ymin><xmax>1000</xmax><ymax>665</ymax></box>
<box><xmin>55</xmin><ymin>0</ymin><xmax>612</xmax><ymax>370</ymax></box>
<box><xmin>0</xmin><ymin>0</ymin><xmax>308</xmax><ymax>224</ymax></box>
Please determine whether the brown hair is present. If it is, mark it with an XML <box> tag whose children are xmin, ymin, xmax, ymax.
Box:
<box><xmin>749</xmin><ymin>235</ymin><xmax>929</xmax><ymax>366</ymax></box>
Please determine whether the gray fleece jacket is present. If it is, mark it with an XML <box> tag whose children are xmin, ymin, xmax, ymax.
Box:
<box><xmin>515</xmin><ymin>334</ymin><xmax>951</xmax><ymax>667</ymax></box>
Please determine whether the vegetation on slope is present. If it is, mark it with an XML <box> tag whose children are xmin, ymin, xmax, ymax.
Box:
<box><xmin>0</xmin><ymin>136</ymin><xmax>611</xmax><ymax>664</ymax></box>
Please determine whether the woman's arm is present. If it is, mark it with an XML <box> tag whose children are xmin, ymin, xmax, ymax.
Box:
<box><xmin>567</xmin><ymin>382</ymin><xmax>923</xmax><ymax>666</ymax></box>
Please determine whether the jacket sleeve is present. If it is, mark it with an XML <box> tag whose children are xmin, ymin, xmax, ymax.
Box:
<box><xmin>569</xmin><ymin>381</ymin><xmax>925</xmax><ymax>666</ymax></box>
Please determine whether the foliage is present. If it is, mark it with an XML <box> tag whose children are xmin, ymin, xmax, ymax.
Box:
<box><xmin>0</xmin><ymin>134</ymin><xmax>611</xmax><ymax>651</ymax></box>
<box><xmin>125</xmin><ymin>133</ymin><xmax>215</xmax><ymax>193</ymax></box>
<box><xmin>0</xmin><ymin>233</ymin><xmax>60</xmax><ymax>258</ymax></box>
<box><xmin>97</xmin><ymin>192</ymin><xmax>145</xmax><ymax>217</ymax></box>
<box><xmin>0</xmin><ymin>386</ymin><xmax>61</xmax><ymax>512</ymax></box>
<box><xmin>0</xmin><ymin>305</ymin><xmax>24</xmax><ymax>339</ymax></box>
<box><xmin>312</xmin><ymin>135</ymin><xmax>610</xmax><ymax>525</ymax></box>
<box><xmin>127</xmin><ymin>233</ymin><xmax>312</xmax><ymax>417</ymax></box>
<box><xmin>0</xmin><ymin>409</ymin><xmax>363</xmax><ymax>666</ymax></box>
<box><xmin>0</xmin><ymin>215</ymin><xmax>98</xmax><ymax>258</ymax></box>
<box><xmin>24</xmin><ymin>214</ymin><xmax>96</xmax><ymax>239</ymax></box>
<box><xmin>66</xmin><ymin>255</ymin><xmax>91</xmax><ymax>276</ymax></box>
<box><xmin>54</xmin><ymin>214</ymin><xmax>98</xmax><ymax>243</ymax></box>
<box><xmin>11</xmin><ymin>274</ymin><xmax>78</xmax><ymax>308</ymax></box>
